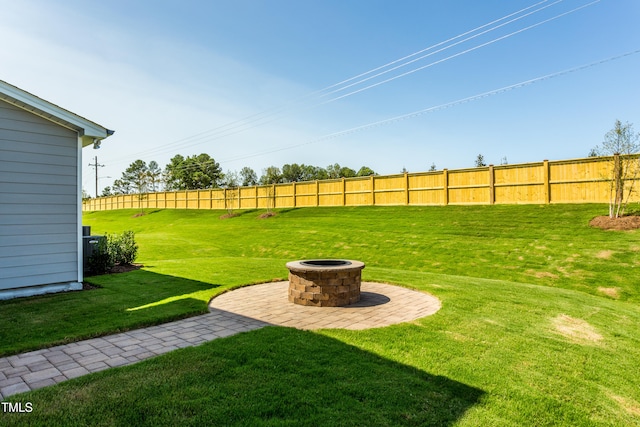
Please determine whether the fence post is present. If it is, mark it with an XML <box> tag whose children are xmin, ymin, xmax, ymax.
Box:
<box><xmin>342</xmin><ymin>178</ymin><xmax>346</xmax><ymax>206</ymax></box>
<box><xmin>442</xmin><ymin>169</ymin><xmax>449</xmax><ymax>206</ymax></box>
<box><xmin>316</xmin><ymin>181</ymin><xmax>320</xmax><ymax>207</ymax></box>
<box><xmin>292</xmin><ymin>182</ymin><xmax>297</xmax><ymax>208</ymax></box>
<box><xmin>489</xmin><ymin>165</ymin><xmax>495</xmax><ymax>205</ymax></box>
<box><xmin>404</xmin><ymin>172</ymin><xmax>410</xmax><ymax>205</ymax></box>
<box><xmin>543</xmin><ymin>160</ymin><xmax>550</xmax><ymax>204</ymax></box>
<box><xmin>273</xmin><ymin>184</ymin><xmax>276</xmax><ymax>209</ymax></box>
<box><xmin>370</xmin><ymin>175</ymin><xmax>375</xmax><ymax>206</ymax></box>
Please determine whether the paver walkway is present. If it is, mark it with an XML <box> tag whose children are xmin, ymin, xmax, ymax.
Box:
<box><xmin>0</xmin><ymin>282</ymin><xmax>440</xmax><ymax>400</ymax></box>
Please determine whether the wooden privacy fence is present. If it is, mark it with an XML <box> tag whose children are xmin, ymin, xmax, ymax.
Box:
<box><xmin>83</xmin><ymin>155</ymin><xmax>640</xmax><ymax>211</ymax></box>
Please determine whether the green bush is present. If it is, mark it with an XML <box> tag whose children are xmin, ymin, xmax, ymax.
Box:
<box><xmin>111</xmin><ymin>230</ymin><xmax>138</xmax><ymax>265</ymax></box>
<box><xmin>86</xmin><ymin>231</ymin><xmax>138</xmax><ymax>275</ymax></box>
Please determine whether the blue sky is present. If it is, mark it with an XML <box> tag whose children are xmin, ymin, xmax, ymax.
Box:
<box><xmin>2</xmin><ymin>0</ymin><xmax>639</xmax><ymax>196</ymax></box>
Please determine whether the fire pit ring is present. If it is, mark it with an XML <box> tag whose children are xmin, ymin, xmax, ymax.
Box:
<box><xmin>286</xmin><ymin>259</ymin><xmax>365</xmax><ymax>307</ymax></box>
<box><xmin>300</xmin><ymin>259</ymin><xmax>352</xmax><ymax>267</ymax></box>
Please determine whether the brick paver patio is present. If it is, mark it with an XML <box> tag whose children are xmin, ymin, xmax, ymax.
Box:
<box><xmin>209</xmin><ymin>281</ymin><xmax>441</xmax><ymax>330</ymax></box>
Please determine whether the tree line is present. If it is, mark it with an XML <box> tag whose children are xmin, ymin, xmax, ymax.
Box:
<box><xmin>99</xmin><ymin>151</ymin><xmax>507</xmax><ymax>198</ymax></box>
<box><xmin>100</xmin><ymin>154</ymin><xmax>377</xmax><ymax>196</ymax></box>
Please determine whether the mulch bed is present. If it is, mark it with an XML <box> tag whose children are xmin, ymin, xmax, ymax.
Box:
<box><xmin>258</xmin><ymin>212</ymin><xmax>276</xmax><ymax>219</ymax></box>
<box><xmin>589</xmin><ymin>215</ymin><xmax>640</xmax><ymax>231</ymax></box>
<box><xmin>109</xmin><ymin>263</ymin><xmax>144</xmax><ymax>274</ymax></box>
<box><xmin>219</xmin><ymin>213</ymin><xmax>239</xmax><ymax>219</ymax></box>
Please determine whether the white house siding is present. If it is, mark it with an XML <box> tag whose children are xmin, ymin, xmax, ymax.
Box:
<box><xmin>0</xmin><ymin>99</ymin><xmax>80</xmax><ymax>294</ymax></box>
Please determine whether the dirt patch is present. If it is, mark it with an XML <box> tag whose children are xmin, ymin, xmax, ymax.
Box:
<box><xmin>590</xmin><ymin>215</ymin><xmax>640</xmax><ymax>231</ymax></box>
<box><xmin>595</xmin><ymin>250</ymin><xmax>615</xmax><ymax>259</ymax></box>
<box><xmin>552</xmin><ymin>314</ymin><xmax>603</xmax><ymax>345</ymax></box>
<box><xmin>445</xmin><ymin>331</ymin><xmax>475</xmax><ymax>342</ymax></box>
<box><xmin>532</xmin><ymin>271</ymin><xmax>559</xmax><ymax>279</ymax></box>
<box><xmin>598</xmin><ymin>287</ymin><xmax>621</xmax><ymax>299</ymax></box>
<box><xmin>219</xmin><ymin>213</ymin><xmax>239</xmax><ymax>219</ymax></box>
<box><xmin>610</xmin><ymin>394</ymin><xmax>640</xmax><ymax>417</ymax></box>
<box><xmin>132</xmin><ymin>212</ymin><xmax>146</xmax><ymax>218</ymax></box>
<box><xmin>258</xmin><ymin>212</ymin><xmax>277</xmax><ymax>219</ymax></box>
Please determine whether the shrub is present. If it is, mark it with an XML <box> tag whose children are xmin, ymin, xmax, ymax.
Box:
<box><xmin>111</xmin><ymin>231</ymin><xmax>138</xmax><ymax>265</ymax></box>
<box><xmin>86</xmin><ymin>231</ymin><xmax>138</xmax><ymax>275</ymax></box>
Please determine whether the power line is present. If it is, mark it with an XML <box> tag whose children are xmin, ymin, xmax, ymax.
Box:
<box><xmin>135</xmin><ymin>0</ymin><xmax>602</xmax><ymax>176</ymax></box>
<box><xmin>106</xmin><ymin>0</ymin><xmax>608</xmax><ymax>182</ymax></box>
<box><xmin>316</xmin><ymin>0</ymin><xmax>557</xmax><ymax>94</ymax></box>
<box><xmin>218</xmin><ymin>49</ymin><xmax>640</xmax><ymax>164</ymax></box>
<box><xmin>151</xmin><ymin>0</ymin><xmax>599</xmax><ymax>161</ymax></box>
<box><xmin>106</xmin><ymin>48</ymin><xmax>640</xmax><ymax>184</ymax></box>
<box><xmin>317</xmin><ymin>0</ymin><xmax>601</xmax><ymax>106</ymax></box>
<box><xmin>108</xmin><ymin>0</ymin><xmax>575</xmax><ymax>165</ymax></box>
<box><xmin>316</xmin><ymin>0</ymin><xmax>565</xmax><ymax>100</ymax></box>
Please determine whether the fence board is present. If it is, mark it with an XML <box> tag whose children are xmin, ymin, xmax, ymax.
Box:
<box><xmin>294</xmin><ymin>182</ymin><xmax>319</xmax><ymax>207</ymax></box>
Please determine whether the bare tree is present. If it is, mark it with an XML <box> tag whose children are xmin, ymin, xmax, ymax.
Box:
<box><xmin>591</xmin><ymin>120</ymin><xmax>640</xmax><ymax>218</ymax></box>
<box><xmin>260</xmin><ymin>167</ymin><xmax>281</xmax><ymax>214</ymax></box>
<box><xmin>222</xmin><ymin>171</ymin><xmax>240</xmax><ymax>216</ymax></box>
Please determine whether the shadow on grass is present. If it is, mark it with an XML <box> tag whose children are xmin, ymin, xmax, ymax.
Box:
<box><xmin>0</xmin><ymin>270</ymin><xmax>222</xmax><ymax>356</ymax></box>
<box><xmin>276</xmin><ymin>207</ymin><xmax>299</xmax><ymax>215</ymax></box>
<box><xmin>130</xmin><ymin>209</ymin><xmax>163</xmax><ymax>216</ymax></box>
<box><xmin>3</xmin><ymin>327</ymin><xmax>484</xmax><ymax>426</ymax></box>
<box><xmin>86</xmin><ymin>269</ymin><xmax>223</xmax><ymax>312</ymax></box>
<box><xmin>234</xmin><ymin>208</ymin><xmax>259</xmax><ymax>217</ymax></box>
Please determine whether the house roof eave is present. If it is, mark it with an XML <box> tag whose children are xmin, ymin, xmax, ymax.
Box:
<box><xmin>0</xmin><ymin>80</ymin><xmax>113</xmax><ymax>146</ymax></box>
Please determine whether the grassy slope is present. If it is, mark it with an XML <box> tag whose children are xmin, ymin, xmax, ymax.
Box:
<box><xmin>88</xmin><ymin>204</ymin><xmax>640</xmax><ymax>301</ymax></box>
<box><xmin>1</xmin><ymin>205</ymin><xmax>639</xmax><ymax>426</ymax></box>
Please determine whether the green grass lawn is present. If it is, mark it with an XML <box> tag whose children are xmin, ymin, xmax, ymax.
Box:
<box><xmin>1</xmin><ymin>205</ymin><xmax>639</xmax><ymax>426</ymax></box>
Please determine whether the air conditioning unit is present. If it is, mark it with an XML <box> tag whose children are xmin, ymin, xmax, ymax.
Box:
<box><xmin>82</xmin><ymin>226</ymin><xmax>105</xmax><ymax>273</ymax></box>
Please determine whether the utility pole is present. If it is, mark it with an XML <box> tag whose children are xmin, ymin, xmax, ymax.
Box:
<box><xmin>88</xmin><ymin>156</ymin><xmax>104</xmax><ymax>197</ymax></box>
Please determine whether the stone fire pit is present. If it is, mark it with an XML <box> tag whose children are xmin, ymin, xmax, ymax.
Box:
<box><xmin>286</xmin><ymin>259</ymin><xmax>365</xmax><ymax>307</ymax></box>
